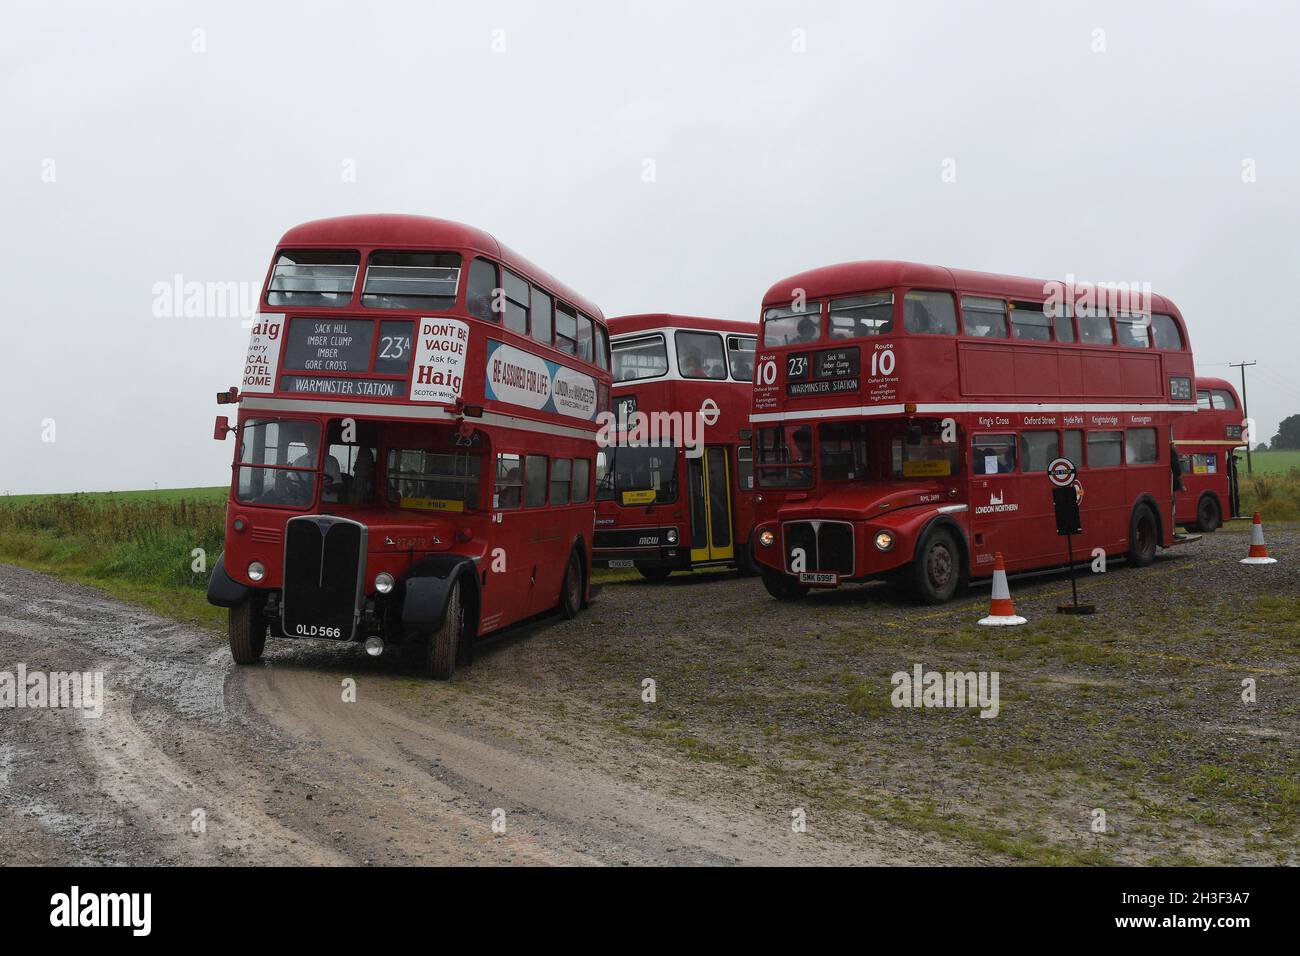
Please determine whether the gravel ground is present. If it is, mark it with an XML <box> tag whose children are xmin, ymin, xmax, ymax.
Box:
<box><xmin>2</xmin><ymin>520</ymin><xmax>1296</xmax><ymax>865</ymax></box>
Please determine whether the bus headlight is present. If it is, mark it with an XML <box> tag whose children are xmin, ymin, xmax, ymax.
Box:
<box><xmin>874</xmin><ymin>532</ymin><xmax>894</xmax><ymax>552</ymax></box>
<box><xmin>374</xmin><ymin>572</ymin><xmax>395</xmax><ymax>594</ymax></box>
<box><xmin>247</xmin><ymin>561</ymin><xmax>266</xmax><ymax>582</ymax></box>
<box><xmin>758</xmin><ymin>529</ymin><xmax>775</xmax><ymax>548</ymax></box>
<box><xmin>666</xmin><ymin>528</ymin><xmax>678</xmax><ymax>544</ymax></box>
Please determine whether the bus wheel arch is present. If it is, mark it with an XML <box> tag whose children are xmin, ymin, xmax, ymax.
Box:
<box><xmin>402</xmin><ymin>556</ymin><xmax>481</xmax><ymax>674</ymax></box>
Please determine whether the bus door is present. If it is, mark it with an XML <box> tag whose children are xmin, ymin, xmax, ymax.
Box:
<box><xmin>1228</xmin><ymin>450</ymin><xmax>1242</xmax><ymax>519</ymax></box>
<box><xmin>687</xmin><ymin>445</ymin><xmax>735</xmax><ymax>563</ymax></box>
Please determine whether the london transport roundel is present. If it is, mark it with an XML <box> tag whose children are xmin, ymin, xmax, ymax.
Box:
<box><xmin>1047</xmin><ymin>457</ymin><xmax>1077</xmax><ymax>488</ymax></box>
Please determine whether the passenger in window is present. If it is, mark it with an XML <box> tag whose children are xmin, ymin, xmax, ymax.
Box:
<box><xmin>796</xmin><ymin>317</ymin><xmax>818</xmax><ymax>343</ymax></box>
<box><xmin>680</xmin><ymin>347</ymin><xmax>707</xmax><ymax>377</ymax></box>
<box><xmin>499</xmin><ymin>466</ymin><xmax>522</xmax><ymax>509</ymax></box>
<box><xmin>322</xmin><ymin>455</ymin><xmax>343</xmax><ymax>502</ymax></box>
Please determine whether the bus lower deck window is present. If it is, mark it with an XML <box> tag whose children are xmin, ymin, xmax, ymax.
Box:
<box><xmin>1019</xmin><ymin>431</ymin><xmax>1058</xmax><ymax>472</ymax></box>
<box><xmin>972</xmin><ymin>435</ymin><xmax>1016</xmax><ymax>475</ymax></box>
<box><xmin>1087</xmin><ymin>431</ymin><xmax>1123</xmax><ymax>467</ymax></box>
<box><xmin>495</xmin><ymin>453</ymin><xmax>523</xmax><ymax>509</ymax></box>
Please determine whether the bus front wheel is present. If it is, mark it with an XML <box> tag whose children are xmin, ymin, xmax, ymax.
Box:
<box><xmin>1194</xmin><ymin>494</ymin><xmax>1221</xmax><ymax>533</ymax></box>
<box><xmin>426</xmin><ymin>578</ymin><xmax>462</xmax><ymax>680</ymax></box>
<box><xmin>1128</xmin><ymin>504</ymin><xmax>1159</xmax><ymax>566</ymax></box>
<box><xmin>761</xmin><ymin>568</ymin><xmax>809</xmax><ymax>601</ymax></box>
<box><xmin>910</xmin><ymin>529</ymin><xmax>962</xmax><ymax>604</ymax></box>
<box><xmin>228</xmin><ymin>596</ymin><xmax>266</xmax><ymax>665</ymax></box>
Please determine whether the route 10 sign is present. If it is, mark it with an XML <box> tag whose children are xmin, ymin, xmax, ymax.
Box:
<box><xmin>1047</xmin><ymin>457</ymin><xmax>1077</xmax><ymax>488</ymax></box>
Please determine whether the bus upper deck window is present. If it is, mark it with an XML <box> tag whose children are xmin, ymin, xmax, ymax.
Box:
<box><xmin>960</xmin><ymin>297</ymin><xmax>1008</xmax><ymax>338</ymax></box>
<box><xmin>763</xmin><ymin>303</ymin><xmax>821</xmax><ymax>346</ymax></box>
<box><xmin>531</xmin><ymin>287</ymin><xmax>553</xmax><ymax>344</ymax></box>
<box><xmin>594</xmin><ymin>325</ymin><xmax>610</xmax><ymax>371</ymax></box>
<box><xmin>502</xmin><ymin>270</ymin><xmax>530</xmax><ymax>334</ymax></box>
<box><xmin>577</xmin><ymin>314</ymin><xmax>594</xmax><ymax>363</ymax></box>
<box><xmin>611</xmin><ymin>334</ymin><xmax>667</xmax><ymax>382</ymax></box>
<box><xmin>1151</xmin><ymin>314</ymin><xmax>1184</xmax><ymax>350</ymax></box>
<box><xmin>1212</xmin><ymin>389</ymin><xmax>1236</xmax><ymax>410</ymax></box>
<box><xmin>555</xmin><ymin>304</ymin><xmax>578</xmax><ymax>355</ymax></box>
<box><xmin>1116</xmin><ymin>313</ymin><xmax>1151</xmax><ymax>348</ymax></box>
<box><xmin>829</xmin><ymin>293</ymin><xmax>893</xmax><ymax>339</ymax></box>
<box><xmin>904</xmin><ymin>291</ymin><xmax>957</xmax><ymax>335</ymax></box>
<box><xmin>727</xmin><ymin>335</ymin><xmax>756</xmax><ymax>381</ymax></box>
<box><xmin>676</xmin><ymin>331</ymin><xmax>726</xmax><ymax>380</ymax></box>
<box><xmin>1076</xmin><ymin>308</ymin><xmax>1114</xmax><ymax>345</ymax></box>
<box><xmin>467</xmin><ymin>257</ymin><xmax>499</xmax><ymax>322</ymax></box>
<box><xmin>362</xmin><ymin>251</ymin><xmax>460</xmax><ymax>310</ymax></box>
<box><xmin>266</xmin><ymin>249</ymin><xmax>359</xmax><ymax>308</ymax></box>
<box><xmin>1009</xmin><ymin>302</ymin><xmax>1052</xmax><ymax>342</ymax></box>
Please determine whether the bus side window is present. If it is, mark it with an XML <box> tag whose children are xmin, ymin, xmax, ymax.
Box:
<box><xmin>960</xmin><ymin>297</ymin><xmax>1008</xmax><ymax>338</ymax></box>
<box><xmin>1125</xmin><ymin>428</ymin><xmax>1158</xmax><ymax>465</ymax></box>
<box><xmin>502</xmin><ymin>270</ymin><xmax>530</xmax><ymax>335</ymax></box>
<box><xmin>550</xmin><ymin>458</ymin><xmax>572</xmax><ymax>505</ymax></box>
<box><xmin>467</xmin><ymin>257</ymin><xmax>499</xmax><ymax>322</ymax></box>
<box><xmin>1087</xmin><ymin>431</ymin><xmax>1123</xmax><ymax>467</ymax></box>
<box><xmin>495</xmin><ymin>453</ymin><xmax>522</xmax><ymax>509</ymax></box>
<box><xmin>1063</xmin><ymin>429</ymin><xmax>1084</xmax><ymax>468</ymax></box>
<box><xmin>1019</xmin><ymin>431</ymin><xmax>1057</xmax><ymax>472</ymax></box>
<box><xmin>903</xmin><ymin>291</ymin><xmax>957</xmax><ymax>335</ymax></box>
<box><xmin>531</xmin><ymin>286</ymin><xmax>553</xmax><ymax>344</ymax></box>
<box><xmin>972</xmin><ymin>435</ymin><xmax>1016</xmax><ymax>475</ymax></box>
<box><xmin>525</xmin><ymin>454</ymin><xmax>548</xmax><ymax>507</ymax></box>
<box><xmin>572</xmin><ymin>458</ymin><xmax>591</xmax><ymax>503</ymax></box>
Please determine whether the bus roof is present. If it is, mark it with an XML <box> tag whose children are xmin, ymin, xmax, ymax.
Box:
<box><xmin>608</xmin><ymin>313</ymin><xmax>757</xmax><ymax>337</ymax></box>
<box><xmin>1195</xmin><ymin>376</ymin><xmax>1238</xmax><ymax>396</ymax></box>
<box><xmin>762</xmin><ymin>260</ymin><xmax>1183</xmax><ymax>318</ymax></box>
<box><xmin>279</xmin><ymin>214</ymin><xmax>606</xmax><ymax>323</ymax></box>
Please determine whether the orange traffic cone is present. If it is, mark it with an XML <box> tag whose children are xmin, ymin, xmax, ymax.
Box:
<box><xmin>1240</xmin><ymin>512</ymin><xmax>1277</xmax><ymax>565</ymax></box>
<box><xmin>978</xmin><ymin>552</ymin><xmax>1027</xmax><ymax>626</ymax></box>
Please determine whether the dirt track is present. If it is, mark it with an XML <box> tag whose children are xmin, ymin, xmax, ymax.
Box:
<box><xmin>0</xmin><ymin>563</ymin><xmax>919</xmax><ymax>865</ymax></box>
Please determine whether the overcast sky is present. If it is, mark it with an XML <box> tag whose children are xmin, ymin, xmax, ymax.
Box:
<box><xmin>3</xmin><ymin>0</ymin><xmax>1298</xmax><ymax>494</ymax></box>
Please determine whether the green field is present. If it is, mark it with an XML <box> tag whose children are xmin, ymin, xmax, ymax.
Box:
<box><xmin>0</xmin><ymin>486</ymin><xmax>227</xmax><ymax>507</ymax></box>
<box><xmin>0</xmin><ymin>488</ymin><xmax>228</xmax><ymax>627</ymax></box>
<box><xmin>1248</xmin><ymin>450</ymin><xmax>1300</xmax><ymax>475</ymax></box>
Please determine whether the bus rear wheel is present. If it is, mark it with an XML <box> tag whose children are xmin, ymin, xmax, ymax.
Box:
<box><xmin>910</xmin><ymin>529</ymin><xmax>961</xmax><ymax>604</ymax></box>
<box><xmin>636</xmin><ymin>564</ymin><xmax>672</xmax><ymax>582</ymax></box>
<box><xmin>228</xmin><ymin>596</ymin><xmax>266</xmax><ymax>665</ymax></box>
<box><xmin>426</xmin><ymin>578</ymin><xmax>463</xmax><ymax>680</ymax></box>
<box><xmin>761</xmin><ymin>568</ymin><xmax>809</xmax><ymax>601</ymax></box>
<box><xmin>1194</xmin><ymin>494</ymin><xmax>1221</xmax><ymax>533</ymax></box>
<box><xmin>1128</xmin><ymin>504</ymin><xmax>1159</xmax><ymax>566</ymax></box>
<box><xmin>560</xmin><ymin>550</ymin><xmax>584</xmax><ymax>619</ymax></box>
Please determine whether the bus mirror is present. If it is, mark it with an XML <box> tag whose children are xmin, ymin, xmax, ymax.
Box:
<box><xmin>216</xmin><ymin>387</ymin><xmax>240</xmax><ymax>405</ymax></box>
<box><xmin>214</xmin><ymin>415</ymin><xmax>233</xmax><ymax>440</ymax></box>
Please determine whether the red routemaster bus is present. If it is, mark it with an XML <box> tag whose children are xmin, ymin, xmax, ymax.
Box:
<box><xmin>593</xmin><ymin>314</ymin><xmax>757</xmax><ymax>579</ymax></box>
<box><xmin>747</xmin><ymin>261</ymin><xmax>1196</xmax><ymax>602</ymax></box>
<box><xmin>1172</xmin><ymin>377</ymin><xmax>1245</xmax><ymax>531</ymax></box>
<box><xmin>207</xmin><ymin>215</ymin><xmax>611</xmax><ymax>678</ymax></box>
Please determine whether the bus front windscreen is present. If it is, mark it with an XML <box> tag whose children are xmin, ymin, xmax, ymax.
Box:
<box><xmin>235</xmin><ymin>419</ymin><xmax>321</xmax><ymax>508</ymax></box>
<box><xmin>596</xmin><ymin>446</ymin><xmax>678</xmax><ymax>503</ymax></box>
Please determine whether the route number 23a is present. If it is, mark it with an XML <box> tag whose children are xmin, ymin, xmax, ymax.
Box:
<box><xmin>786</xmin><ymin>355</ymin><xmax>807</xmax><ymax>378</ymax></box>
<box><xmin>871</xmin><ymin>348</ymin><xmax>896</xmax><ymax>376</ymax></box>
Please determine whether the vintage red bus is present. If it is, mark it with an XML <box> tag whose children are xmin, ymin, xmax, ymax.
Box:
<box><xmin>592</xmin><ymin>314</ymin><xmax>758</xmax><ymax>579</ymax></box>
<box><xmin>747</xmin><ymin>261</ymin><xmax>1196</xmax><ymax>602</ymax></box>
<box><xmin>1172</xmin><ymin>377</ymin><xmax>1245</xmax><ymax>531</ymax></box>
<box><xmin>207</xmin><ymin>214</ymin><xmax>612</xmax><ymax>678</ymax></box>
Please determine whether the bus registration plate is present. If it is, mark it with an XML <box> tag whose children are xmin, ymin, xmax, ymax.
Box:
<box><xmin>799</xmin><ymin>571</ymin><xmax>838</xmax><ymax>587</ymax></box>
<box><xmin>608</xmin><ymin>560</ymin><xmax>634</xmax><ymax>569</ymax></box>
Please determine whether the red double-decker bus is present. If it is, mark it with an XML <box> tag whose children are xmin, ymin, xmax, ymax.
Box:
<box><xmin>1172</xmin><ymin>377</ymin><xmax>1245</xmax><ymax>531</ymax></box>
<box><xmin>207</xmin><ymin>215</ymin><xmax>611</xmax><ymax>678</ymax></box>
<box><xmin>747</xmin><ymin>261</ymin><xmax>1196</xmax><ymax>602</ymax></box>
<box><xmin>593</xmin><ymin>314</ymin><xmax>758</xmax><ymax>579</ymax></box>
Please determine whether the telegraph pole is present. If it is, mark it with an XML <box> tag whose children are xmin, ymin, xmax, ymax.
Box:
<box><xmin>1229</xmin><ymin>360</ymin><xmax>1257</xmax><ymax>474</ymax></box>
